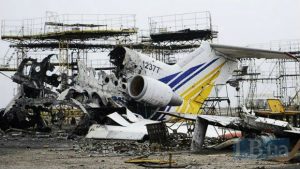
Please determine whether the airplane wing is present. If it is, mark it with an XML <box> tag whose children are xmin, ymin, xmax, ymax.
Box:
<box><xmin>198</xmin><ymin>115</ymin><xmax>241</xmax><ymax>127</ymax></box>
<box><xmin>157</xmin><ymin>111</ymin><xmax>197</xmax><ymax>121</ymax></box>
<box><xmin>158</xmin><ymin>111</ymin><xmax>241</xmax><ymax>128</ymax></box>
<box><xmin>211</xmin><ymin>43</ymin><xmax>298</xmax><ymax>60</ymax></box>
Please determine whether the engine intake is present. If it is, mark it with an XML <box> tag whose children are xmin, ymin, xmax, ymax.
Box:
<box><xmin>128</xmin><ymin>75</ymin><xmax>182</xmax><ymax>107</ymax></box>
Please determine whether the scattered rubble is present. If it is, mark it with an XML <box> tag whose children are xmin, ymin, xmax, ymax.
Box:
<box><xmin>76</xmin><ymin>139</ymin><xmax>151</xmax><ymax>156</ymax></box>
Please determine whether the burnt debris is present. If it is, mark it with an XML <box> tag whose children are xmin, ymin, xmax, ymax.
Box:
<box><xmin>109</xmin><ymin>46</ymin><xmax>126</xmax><ymax>77</ymax></box>
<box><xmin>0</xmin><ymin>54</ymin><xmax>60</xmax><ymax>132</ymax></box>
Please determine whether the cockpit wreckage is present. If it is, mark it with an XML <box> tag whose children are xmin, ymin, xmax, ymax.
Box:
<box><xmin>0</xmin><ymin>41</ymin><xmax>298</xmax><ymax>143</ymax></box>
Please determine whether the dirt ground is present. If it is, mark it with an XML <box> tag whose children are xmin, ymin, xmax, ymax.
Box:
<box><xmin>0</xmin><ymin>131</ymin><xmax>299</xmax><ymax>169</ymax></box>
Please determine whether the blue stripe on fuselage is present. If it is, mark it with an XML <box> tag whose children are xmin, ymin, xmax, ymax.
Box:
<box><xmin>164</xmin><ymin>106</ymin><xmax>171</xmax><ymax>112</ymax></box>
<box><xmin>173</xmin><ymin>58</ymin><xmax>219</xmax><ymax>91</ymax></box>
<box><xmin>159</xmin><ymin>72</ymin><xmax>181</xmax><ymax>83</ymax></box>
<box><xmin>168</xmin><ymin>63</ymin><xmax>204</xmax><ymax>88</ymax></box>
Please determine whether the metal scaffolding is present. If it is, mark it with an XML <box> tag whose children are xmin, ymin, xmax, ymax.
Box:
<box><xmin>236</xmin><ymin>39</ymin><xmax>300</xmax><ymax>110</ymax></box>
<box><xmin>0</xmin><ymin>12</ymin><xmax>218</xmax><ymax>71</ymax></box>
<box><xmin>0</xmin><ymin>13</ymin><xmax>137</xmax><ymax>73</ymax></box>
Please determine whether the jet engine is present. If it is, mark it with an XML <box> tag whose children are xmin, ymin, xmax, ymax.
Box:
<box><xmin>128</xmin><ymin>75</ymin><xmax>183</xmax><ymax>107</ymax></box>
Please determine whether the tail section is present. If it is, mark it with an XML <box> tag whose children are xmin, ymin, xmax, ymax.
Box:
<box><xmin>163</xmin><ymin>42</ymin><xmax>237</xmax><ymax>114</ymax></box>
<box><xmin>119</xmin><ymin>41</ymin><xmax>292</xmax><ymax>117</ymax></box>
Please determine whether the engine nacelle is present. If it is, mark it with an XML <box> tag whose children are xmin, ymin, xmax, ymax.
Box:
<box><xmin>128</xmin><ymin>75</ymin><xmax>183</xmax><ymax>107</ymax></box>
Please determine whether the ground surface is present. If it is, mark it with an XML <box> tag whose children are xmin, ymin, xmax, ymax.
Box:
<box><xmin>0</xmin><ymin>131</ymin><xmax>299</xmax><ymax>169</ymax></box>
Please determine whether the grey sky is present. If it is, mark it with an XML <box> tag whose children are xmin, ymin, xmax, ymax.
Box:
<box><xmin>0</xmin><ymin>0</ymin><xmax>299</xmax><ymax>107</ymax></box>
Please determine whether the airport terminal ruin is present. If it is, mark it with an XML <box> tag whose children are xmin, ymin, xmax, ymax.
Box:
<box><xmin>0</xmin><ymin>11</ymin><xmax>300</xmax><ymax>168</ymax></box>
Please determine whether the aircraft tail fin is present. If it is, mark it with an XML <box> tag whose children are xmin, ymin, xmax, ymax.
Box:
<box><xmin>165</xmin><ymin>42</ymin><xmax>295</xmax><ymax>116</ymax></box>
<box><xmin>163</xmin><ymin>42</ymin><xmax>235</xmax><ymax>115</ymax></box>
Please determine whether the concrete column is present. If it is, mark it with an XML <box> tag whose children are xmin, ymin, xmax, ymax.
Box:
<box><xmin>191</xmin><ymin>116</ymin><xmax>208</xmax><ymax>153</ymax></box>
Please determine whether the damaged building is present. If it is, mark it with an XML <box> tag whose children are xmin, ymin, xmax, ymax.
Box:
<box><xmin>0</xmin><ymin>10</ymin><xmax>300</xmax><ymax>169</ymax></box>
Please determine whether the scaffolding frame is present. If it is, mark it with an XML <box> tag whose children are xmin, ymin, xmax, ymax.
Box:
<box><xmin>237</xmin><ymin>40</ymin><xmax>300</xmax><ymax>110</ymax></box>
<box><xmin>1</xmin><ymin>12</ymin><xmax>219</xmax><ymax>70</ymax></box>
<box><xmin>0</xmin><ymin>13</ymin><xmax>138</xmax><ymax>73</ymax></box>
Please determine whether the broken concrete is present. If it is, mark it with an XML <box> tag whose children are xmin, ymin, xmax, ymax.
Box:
<box><xmin>191</xmin><ymin>117</ymin><xmax>208</xmax><ymax>152</ymax></box>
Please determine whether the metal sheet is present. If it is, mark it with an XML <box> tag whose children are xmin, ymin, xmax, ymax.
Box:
<box><xmin>211</xmin><ymin>43</ymin><xmax>297</xmax><ymax>60</ymax></box>
<box><xmin>86</xmin><ymin>124</ymin><xmax>146</xmax><ymax>140</ymax></box>
<box><xmin>157</xmin><ymin>111</ymin><xmax>197</xmax><ymax>121</ymax></box>
<box><xmin>86</xmin><ymin>118</ymin><xmax>159</xmax><ymax>140</ymax></box>
<box><xmin>255</xmin><ymin>117</ymin><xmax>289</xmax><ymax>128</ymax></box>
<box><xmin>267</xmin><ymin>99</ymin><xmax>285</xmax><ymax>113</ymax></box>
<box><xmin>126</xmin><ymin>110</ymin><xmax>139</xmax><ymax>123</ymax></box>
<box><xmin>198</xmin><ymin>115</ymin><xmax>241</xmax><ymax>126</ymax></box>
<box><xmin>107</xmin><ymin>112</ymin><xmax>130</xmax><ymax>127</ymax></box>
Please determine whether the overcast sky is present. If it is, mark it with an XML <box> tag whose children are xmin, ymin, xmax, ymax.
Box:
<box><xmin>0</xmin><ymin>0</ymin><xmax>299</xmax><ymax>107</ymax></box>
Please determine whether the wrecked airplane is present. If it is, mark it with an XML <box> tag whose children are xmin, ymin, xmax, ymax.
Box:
<box><xmin>62</xmin><ymin>41</ymin><xmax>295</xmax><ymax>140</ymax></box>
<box><xmin>64</xmin><ymin>41</ymin><xmax>295</xmax><ymax>117</ymax></box>
<box><xmin>1</xmin><ymin>41</ymin><xmax>297</xmax><ymax>141</ymax></box>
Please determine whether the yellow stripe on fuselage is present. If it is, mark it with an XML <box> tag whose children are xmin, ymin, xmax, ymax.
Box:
<box><xmin>176</xmin><ymin>62</ymin><xmax>226</xmax><ymax>114</ymax></box>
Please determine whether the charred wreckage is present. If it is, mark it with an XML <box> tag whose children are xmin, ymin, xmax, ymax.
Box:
<box><xmin>0</xmin><ymin>45</ymin><xmax>300</xmax><ymax>160</ymax></box>
<box><xmin>0</xmin><ymin>47</ymin><xmax>175</xmax><ymax>139</ymax></box>
<box><xmin>0</xmin><ymin>55</ymin><xmax>60</xmax><ymax>132</ymax></box>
